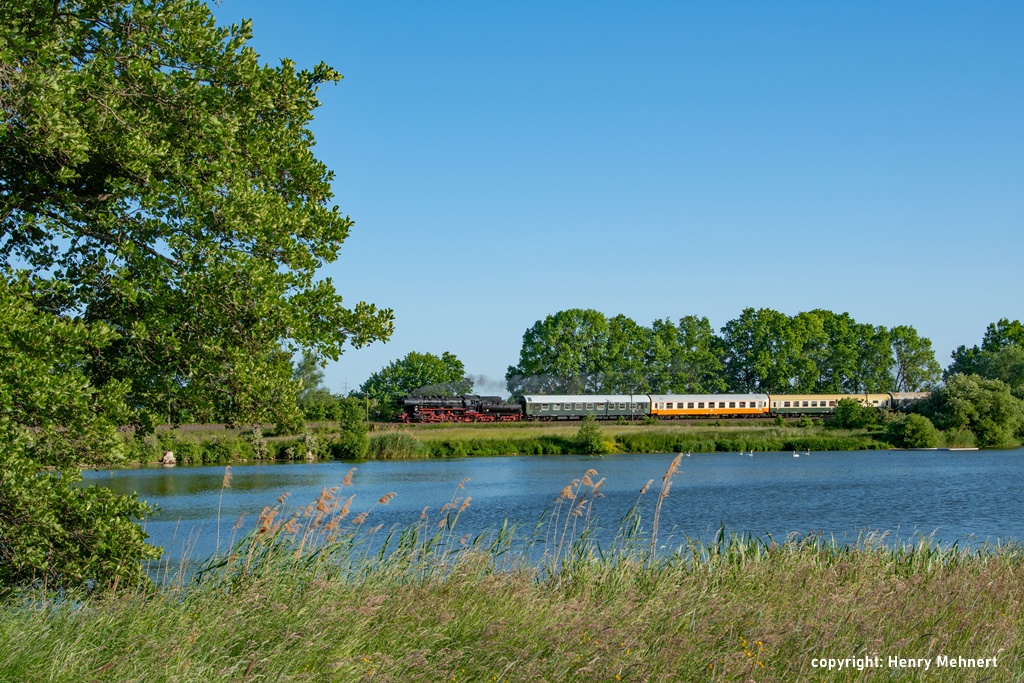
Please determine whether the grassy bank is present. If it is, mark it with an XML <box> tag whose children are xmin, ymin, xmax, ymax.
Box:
<box><xmin>120</xmin><ymin>418</ymin><xmax>986</xmax><ymax>465</ymax></box>
<box><xmin>2</xmin><ymin>460</ymin><xmax>1021</xmax><ymax>682</ymax></box>
<box><xmin>364</xmin><ymin>421</ymin><xmax>889</xmax><ymax>459</ymax></box>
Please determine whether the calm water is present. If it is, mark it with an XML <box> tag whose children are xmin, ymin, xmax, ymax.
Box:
<box><xmin>83</xmin><ymin>449</ymin><xmax>1024</xmax><ymax>562</ymax></box>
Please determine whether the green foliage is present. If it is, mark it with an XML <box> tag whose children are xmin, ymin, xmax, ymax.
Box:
<box><xmin>574</xmin><ymin>416</ymin><xmax>605</xmax><ymax>455</ymax></box>
<box><xmin>0</xmin><ymin>279</ymin><xmax>160</xmax><ymax>592</ymax></box>
<box><xmin>2</xmin><ymin>0</ymin><xmax>395</xmax><ymax>591</ymax></box>
<box><xmin>915</xmin><ymin>374</ymin><xmax>1024</xmax><ymax>448</ymax></box>
<box><xmin>330</xmin><ymin>398</ymin><xmax>370</xmax><ymax>459</ymax></box>
<box><xmin>947</xmin><ymin>320</ymin><xmax>1024</xmax><ymax>396</ymax></box>
<box><xmin>366</xmin><ymin>433</ymin><xmax>428</xmax><ymax>459</ymax></box>
<box><xmin>506</xmin><ymin>309</ymin><xmax>611</xmax><ymax>396</ymax></box>
<box><xmin>889</xmin><ymin>325</ymin><xmax>942</xmax><ymax>391</ymax></box>
<box><xmin>507</xmin><ymin>307</ymin><xmax>940</xmax><ymax>399</ymax></box>
<box><xmin>1</xmin><ymin>0</ymin><xmax>393</xmax><ymax>427</ymax></box>
<box><xmin>360</xmin><ymin>351</ymin><xmax>472</xmax><ymax>420</ymax></box>
<box><xmin>646</xmin><ymin>316</ymin><xmax>726</xmax><ymax>393</ymax></box>
<box><xmin>831</xmin><ymin>398</ymin><xmax>881</xmax><ymax>429</ymax></box>
<box><xmin>887</xmin><ymin>414</ymin><xmax>941</xmax><ymax>449</ymax></box>
<box><xmin>244</xmin><ymin>426</ymin><xmax>271</xmax><ymax>461</ymax></box>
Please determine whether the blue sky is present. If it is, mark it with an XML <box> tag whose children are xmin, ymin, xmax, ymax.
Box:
<box><xmin>210</xmin><ymin>1</ymin><xmax>1023</xmax><ymax>395</ymax></box>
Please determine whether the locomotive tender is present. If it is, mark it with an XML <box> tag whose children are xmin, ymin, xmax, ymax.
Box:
<box><xmin>401</xmin><ymin>391</ymin><xmax>929</xmax><ymax>423</ymax></box>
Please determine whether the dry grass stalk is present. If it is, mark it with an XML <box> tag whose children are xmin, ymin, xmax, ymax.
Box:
<box><xmin>650</xmin><ymin>453</ymin><xmax>685</xmax><ymax>566</ymax></box>
<box><xmin>342</xmin><ymin>468</ymin><xmax>357</xmax><ymax>487</ymax></box>
<box><xmin>338</xmin><ymin>495</ymin><xmax>354</xmax><ymax>520</ymax></box>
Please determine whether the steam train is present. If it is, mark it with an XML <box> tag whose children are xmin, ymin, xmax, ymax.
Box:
<box><xmin>399</xmin><ymin>392</ymin><xmax>928</xmax><ymax>423</ymax></box>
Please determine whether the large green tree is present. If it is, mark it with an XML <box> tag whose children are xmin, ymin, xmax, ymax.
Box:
<box><xmin>889</xmin><ymin>325</ymin><xmax>941</xmax><ymax>392</ymax></box>
<box><xmin>505</xmin><ymin>309</ymin><xmax>610</xmax><ymax>396</ymax></box>
<box><xmin>1</xmin><ymin>278</ymin><xmax>160</xmax><ymax>592</ymax></box>
<box><xmin>645</xmin><ymin>316</ymin><xmax>725</xmax><ymax>393</ymax></box>
<box><xmin>1</xmin><ymin>0</ymin><xmax>391</xmax><ymax>590</ymax></box>
<box><xmin>1</xmin><ymin>0</ymin><xmax>393</xmax><ymax>426</ymax></box>
<box><xmin>602</xmin><ymin>314</ymin><xmax>650</xmax><ymax>393</ymax></box>
<box><xmin>720</xmin><ymin>308</ymin><xmax>803</xmax><ymax>393</ymax></box>
<box><xmin>360</xmin><ymin>351</ymin><xmax>472</xmax><ymax>420</ymax></box>
<box><xmin>948</xmin><ymin>319</ymin><xmax>1024</xmax><ymax>394</ymax></box>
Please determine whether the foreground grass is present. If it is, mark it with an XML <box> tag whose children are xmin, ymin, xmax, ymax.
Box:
<box><xmin>2</xmin><ymin>537</ymin><xmax>1021</xmax><ymax>681</ymax></box>
<box><xmin>3</xmin><ymin>460</ymin><xmax>1022</xmax><ymax>682</ymax></box>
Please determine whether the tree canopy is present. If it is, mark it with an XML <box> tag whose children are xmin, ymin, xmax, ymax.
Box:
<box><xmin>914</xmin><ymin>374</ymin><xmax>1024</xmax><ymax>448</ymax></box>
<box><xmin>947</xmin><ymin>319</ymin><xmax>1024</xmax><ymax>397</ymax></box>
<box><xmin>507</xmin><ymin>307</ymin><xmax>938</xmax><ymax>397</ymax></box>
<box><xmin>360</xmin><ymin>351</ymin><xmax>473</xmax><ymax>420</ymax></box>
<box><xmin>1</xmin><ymin>0</ymin><xmax>391</xmax><ymax>591</ymax></box>
<box><xmin>2</xmin><ymin>0</ymin><xmax>393</xmax><ymax>426</ymax></box>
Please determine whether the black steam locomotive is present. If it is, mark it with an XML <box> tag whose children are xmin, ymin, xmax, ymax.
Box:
<box><xmin>400</xmin><ymin>395</ymin><xmax>523</xmax><ymax>423</ymax></box>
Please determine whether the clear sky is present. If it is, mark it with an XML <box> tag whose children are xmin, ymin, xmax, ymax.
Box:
<box><xmin>210</xmin><ymin>1</ymin><xmax>1023</xmax><ymax>396</ymax></box>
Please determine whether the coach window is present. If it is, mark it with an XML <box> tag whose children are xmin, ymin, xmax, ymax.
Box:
<box><xmin>552</xmin><ymin>404</ymin><xmax>560</xmax><ymax>411</ymax></box>
<box><xmin>739</xmin><ymin>402</ymin><xmax>746</xmax><ymax>408</ymax></box>
<box><xmin>729</xmin><ymin>402</ymin><xmax>736</xmax><ymax>408</ymax></box>
<box><xmin>810</xmin><ymin>401</ymin><xmax>817</xmax><ymax>407</ymax></box>
<box><xmin>783</xmin><ymin>401</ymin><xmax>790</xmax><ymax>407</ymax></box>
<box><xmin>575</xmin><ymin>403</ymin><xmax>583</xmax><ymax>410</ymax></box>
<box><xmin>697</xmin><ymin>402</ymin><xmax>704</xmax><ymax>409</ymax></box>
<box><xmin>667</xmin><ymin>402</ymin><xmax>674</xmax><ymax>409</ymax></box>
<box><xmin>586</xmin><ymin>403</ymin><xmax>594</xmax><ymax>410</ymax></box>
<box><xmin>541</xmin><ymin>404</ymin><xmax>549</xmax><ymax>411</ymax></box>
<box><xmin>596</xmin><ymin>403</ymin><xmax>605</xmax><ymax>410</ymax></box>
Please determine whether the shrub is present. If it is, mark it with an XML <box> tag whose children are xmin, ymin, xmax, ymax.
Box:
<box><xmin>916</xmin><ymin>374</ymin><xmax>1024</xmax><ymax>447</ymax></box>
<box><xmin>831</xmin><ymin>399</ymin><xmax>880</xmax><ymax>429</ymax></box>
<box><xmin>575</xmin><ymin>416</ymin><xmax>604</xmax><ymax>455</ymax></box>
<box><xmin>244</xmin><ymin>426</ymin><xmax>270</xmax><ymax>460</ymax></box>
<box><xmin>887</xmin><ymin>414</ymin><xmax>941</xmax><ymax>449</ymax></box>
<box><xmin>331</xmin><ymin>397</ymin><xmax>369</xmax><ymax>459</ymax></box>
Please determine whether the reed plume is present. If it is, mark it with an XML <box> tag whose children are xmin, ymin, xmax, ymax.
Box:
<box><xmin>650</xmin><ymin>453</ymin><xmax>685</xmax><ymax>566</ymax></box>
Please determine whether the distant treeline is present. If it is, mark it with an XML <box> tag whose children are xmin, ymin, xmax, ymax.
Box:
<box><xmin>505</xmin><ymin>308</ymin><xmax>942</xmax><ymax>397</ymax></box>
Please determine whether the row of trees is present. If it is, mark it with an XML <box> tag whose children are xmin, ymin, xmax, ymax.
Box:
<box><xmin>504</xmin><ymin>308</ymin><xmax>941</xmax><ymax>397</ymax></box>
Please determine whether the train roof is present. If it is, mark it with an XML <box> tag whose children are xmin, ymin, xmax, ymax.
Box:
<box><xmin>765</xmin><ymin>393</ymin><xmax>892</xmax><ymax>400</ymax></box>
<box><xmin>521</xmin><ymin>395</ymin><xmax>648</xmax><ymax>403</ymax></box>
<box><xmin>647</xmin><ymin>393</ymin><xmax>769</xmax><ymax>402</ymax></box>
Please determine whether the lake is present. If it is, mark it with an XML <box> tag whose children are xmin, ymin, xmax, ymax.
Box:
<box><xmin>82</xmin><ymin>449</ymin><xmax>1024</xmax><ymax>563</ymax></box>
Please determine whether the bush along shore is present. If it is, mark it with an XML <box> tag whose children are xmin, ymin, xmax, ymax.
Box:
<box><xmin>3</xmin><ymin>457</ymin><xmax>1022</xmax><ymax>682</ymax></box>
<box><xmin>118</xmin><ymin>415</ymin><xmax>989</xmax><ymax>466</ymax></box>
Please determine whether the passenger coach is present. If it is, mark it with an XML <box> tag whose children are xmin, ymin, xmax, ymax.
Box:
<box><xmin>766</xmin><ymin>393</ymin><xmax>892</xmax><ymax>416</ymax></box>
<box><xmin>649</xmin><ymin>394</ymin><xmax>770</xmax><ymax>418</ymax></box>
<box><xmin>521</xmin><ymin>395</ymin><xmax>650</xmax><ymax>420</ymax></box>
